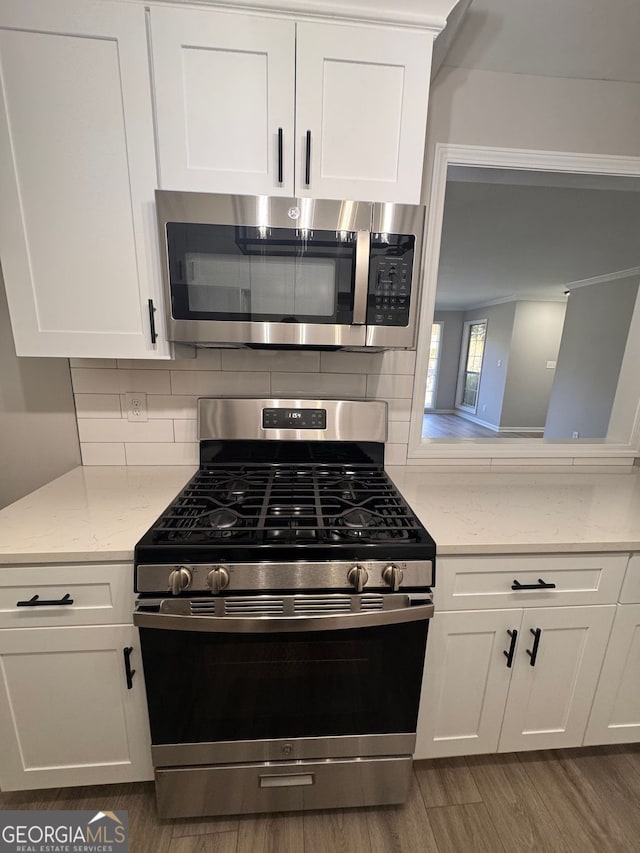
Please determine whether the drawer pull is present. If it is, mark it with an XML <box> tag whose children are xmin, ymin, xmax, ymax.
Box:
<box><xmin>16</xmin><ymin>593</ymin><xmax>74</xmax><ymax>607</ymax></box>
<box><xmin>503</xmin><ymin>628</ymin><xmax>518</xmax><ymax>668</ymax></box>
<box><xmin>512</xmin><ymin>578</ymin><xmax>556</xmax><ymax>591</ymax></box>
<box><xmin>526</xmin><ymin>627</ymin><xmax>542</xmax><ymax>666</ymax></box>
<box><xmin>260</xmin><ymin>773</ymin><xmax>314</xmax><ymax>788</ymax></box>
<box><xmin>123</xmin><ymin>646</ymin><xmax>136</xmax><ymax>689</ymax></box>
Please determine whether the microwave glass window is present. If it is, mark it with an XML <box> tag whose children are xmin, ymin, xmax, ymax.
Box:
<box><xmin>185</xmin><ymin>254</ymin><xmax>335</xmax><ymax>317</ymax></box>
<box><xmin>167</xmin><ymin>223</ymin><xmax>357</xmax><ymax>325</ymax></box>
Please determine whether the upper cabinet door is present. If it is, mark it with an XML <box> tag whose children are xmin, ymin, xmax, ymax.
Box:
<box><xmin>0</xmin><ymin>0</ymin><xmax>169</xmax><ymax>358</ymax></box>
<box><xmin>295</xmin><ymin>22</ymin><xmax>432</xmax><ymax>204</ymax></box>
<box><xmin>150</xmin><ymin>8</ymin><xmax>295</xmax><ymax>196</ymax></box>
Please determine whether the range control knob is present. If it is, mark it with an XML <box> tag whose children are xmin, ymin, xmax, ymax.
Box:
<box><xmin>207</xmin><ymin>566</ymin><xmax>230</xmax><ymax>594</ymax></box>
<box><xmin>348</xmin><ymin>565</ymin><xmax>369</xmax><ymax>593</ymax></box>
<box><xmin>382</xmin><ymin>564</ymin><xmax>404</xmax><ymax>592</ymax></box>
<box><xmin>168</xmin><ymin>566</ymin><xmax>191</xmax><ymax>596</ymax></box>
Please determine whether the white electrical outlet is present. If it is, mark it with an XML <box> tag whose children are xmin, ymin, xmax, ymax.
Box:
<box><xmin>125</xmin><ymin>392</ymin><xmax>148</xmax><ymax>422</ymax></box>
<box><xmin>546</xmin><ymin>360</ymin><xmax>557</xmax><ymax>369</ymax></box>
<box><xmin>572</xmin><ymin>431</ymin><xmax>580</xmax><ymax>439</ymax></box>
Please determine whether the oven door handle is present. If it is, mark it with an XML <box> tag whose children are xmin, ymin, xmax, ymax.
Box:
<box><xmin>133</xmin><ymin>603</ymin><xmax>433</xmax><ymax>633</ymax></box>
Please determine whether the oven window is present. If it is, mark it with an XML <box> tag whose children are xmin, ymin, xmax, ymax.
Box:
<box><xmin>139</xmin><ymin>620</ymin><xmax>428</xmax><ymax>745</ymax></box>
<box><xmin>167</xmin><ymin>223</ymin><xmax>357</xmax><ymax>325</ymax></box>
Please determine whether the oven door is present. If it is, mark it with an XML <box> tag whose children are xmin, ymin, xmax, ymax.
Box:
<box><xmin>134</xmin><ymin>601</ymin><xmax>432</xmax><ymax>766</ymax></box>
<box><xmin>156</xmin><ymin>192</ymin><xmax>372</xmax><ymax>347</ymax></box>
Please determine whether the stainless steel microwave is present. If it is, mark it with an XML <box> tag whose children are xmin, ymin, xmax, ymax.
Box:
<box><xmin>156</xmin><ymin>191</ymin><xmax>425</xmax><ymax>349</ymax></box>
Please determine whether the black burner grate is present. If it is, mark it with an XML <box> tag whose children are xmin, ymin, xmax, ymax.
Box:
<box><xmin>151</xmin><ymin>464</ymin><xmax>423</xmax><ymax>546</ymax></box>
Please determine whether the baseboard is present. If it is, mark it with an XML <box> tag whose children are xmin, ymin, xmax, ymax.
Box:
<box><xmin>454</xmin><ymin>410</ymin><xmax>499</xmax><ymax>431</ymax></box>
<box><xmin>497</xmin><ymin>426</ymin><xmax>545</xmax><ymax>434</ymax></box>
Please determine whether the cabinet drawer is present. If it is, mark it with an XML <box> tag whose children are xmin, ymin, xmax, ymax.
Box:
<box><xmin>0</xmin><ymin>564</ymin><xmax>134</xmax><ymax>628</ymax></box>
<box><xmin>619</xmin><ymin>555</ymin><xmax>640</xmax><ymax>604</ymax></box>
<box><xmin>437</xmin><ymin>554</ymin><xmax>628</xmax><ymax>610</ymax></box>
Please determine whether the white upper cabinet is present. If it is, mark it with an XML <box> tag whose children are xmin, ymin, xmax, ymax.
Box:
<box><xmin>295</xmin><ymin>22</ymin><xmax>431</xmax><ymax>203</ymax></box>
<box><xmin>0</xmin><ymin>0</ymin><xmax>169</xmax><ymax>358</ymax></box>
<box><xmin>149</xmin><ymin>7</ymin><xmax>296</xmax><ymax>196</ymax></box>
<box><xmin>149</xmin><ymin>9</ymin><xmax>432</xmax><ymax>203</ymax></box>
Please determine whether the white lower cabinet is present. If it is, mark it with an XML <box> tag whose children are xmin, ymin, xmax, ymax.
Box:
<box><xmin>584</xmin><ymin>604</ymin><xmax>640</xmax><ymax>745</ymax></box>
<box><xmin>414</xmin><ymin>609</ymin><xmax>520</xmax><ymax>759</ymax></box>
<box><xmin>0</xmin><ymin>624</ymin><xmax>153</xmax><ymax>790</ymax></box>
<box><xmin>498</xmin><ymin>605</ymin><xmax>615</xmax><ymax>752</ymax></box>
<box><xmin>416</xmin><ymin>604</ymin><xmax>616</xmax><ymax>759</ymax></box>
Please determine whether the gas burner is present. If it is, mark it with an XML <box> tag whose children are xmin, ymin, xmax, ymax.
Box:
<box><xmin>206</xmin><ymin>509</ymin><xmax>239</xmax><ymax>530</ymax></box>
<box><xmin>227</xmin><ymin>478</ymin><xmax>251</xmax><ymax>497</ymax></box>
<box><xmin>341</xmin><ymin>508</ymin><xmax>379</xmax><ymax>529</ymax></box>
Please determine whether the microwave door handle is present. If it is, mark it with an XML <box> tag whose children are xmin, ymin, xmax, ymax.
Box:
<box><xmin>353</xmin><ymin>230</ymin><xmax>370</xmax><ymax>325</ymax></box>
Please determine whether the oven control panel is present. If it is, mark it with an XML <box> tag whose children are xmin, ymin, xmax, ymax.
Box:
<box><xmin>136</xmin><ymin>559</ymin><xmax>434</xmax><ymax>594</ymax></box>
<box><xmin>262</xmin><ymin>408</ymin><xmax>327</xmax><ymax>430</ymax></box>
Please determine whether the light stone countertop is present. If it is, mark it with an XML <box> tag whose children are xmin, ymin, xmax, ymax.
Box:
<box><xmin>387</xmin><ymin>466</ymin><xmax>640</xmax><ymax>555</ymax></box>
<box><xmin>0</xmin><ymin>466</ymin><xmax>197</xmax><ymax>565</ymax></box>
<box><xmin>0</xmin><ymin>465</ymin><xmax>639</xmax><ymax>566</ymax></box>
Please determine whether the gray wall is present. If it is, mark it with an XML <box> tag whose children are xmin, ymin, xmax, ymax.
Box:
<box><xmin>463</xmin><ymin>301</ymin><xmax>515</xmax><ymax>429</ymax></box>
<box><xmin>0</xmin><ymin>269</ymin><xmax>80</xmax><ymax>508</ymax></box>
<box><xmin>423</xmin><ymin>68</ymin><xmax>640</xmax><ymax>202</ymax></box>
<box><xmin>544</xmin><ymin>278</ymin><xmax>640</xmax><ymax>440</ymax></box>
<box><xmin>432</xmin><ymin>310</ymin><xmax>464</xmax><ymax>410</ymax></box>
<box><xmin>501</xmin><ymin>301</ymin><xmax>567</xmax><ymax>430</ymax></box>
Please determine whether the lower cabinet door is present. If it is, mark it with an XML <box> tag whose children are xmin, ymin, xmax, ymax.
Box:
<box><xmin>498</xmin><ymin>605</ymin><xmax>615</xmax><ymax>753</ymax></box>
<box><xmin>414</xmin><ymin>609</ymin><xmax>522</xmax><ymax>759</ymax></box>
<box><xmin>584</xmin><ymin>604</ymin><xmax>640</xmax><ymax>745</ymax></box>
<box><xmin>0</xmin><ymin>625</ymin><xmax>153</xmax><ymax>790</ymax></box>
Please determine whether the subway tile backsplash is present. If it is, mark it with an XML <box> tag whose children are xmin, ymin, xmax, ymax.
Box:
<box><xmin>71</xmin><ymin>349</ymin><xmax>416</xmax><ymax>466</ymax></box>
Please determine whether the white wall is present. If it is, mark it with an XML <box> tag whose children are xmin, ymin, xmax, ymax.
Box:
<box><xmin>500</xmin><ymin>301</ymin><xmax>566</xmax><ymax>430</ymax></box>
<box><xmin>0</xmin><ymin>270</ymin><xmax>80</xmax><ymax>508</ymax></box>
<box><xmin>544</xmin><ymin>278</ymin><xmax>639</xmax><ymax>440</ymax></box>
<box><xmin>432</xmin><ymin>310</ymin><xmax>464</xmax><ymax>410</ymax></box>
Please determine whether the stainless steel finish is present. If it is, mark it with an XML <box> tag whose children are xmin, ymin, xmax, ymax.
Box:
<box><xmin>197</xmin><ymin>397</ymin><xmax>387</xmax><ymax>443</ymax></box>
<box><xmin>168</xmin><ymin>567</ymin><xmax>191</xmax><ymax>596</ymax></box>
<box><xmin>382</xmin><ymin>564</ymin><xmax>404</xmax><ymax>592</ymax></box>
<box><xmin>137</xmin><ymin>558</ymin><xmax>434</xmax><ymax>593</ymax></box>
<box><xmin>133</xmin><ymin>600</ymin><xmax>434</xmax><ymax>633</ymax></box>
<box><xmin>156</xmin><ymin>191</ymin><xmax>424</xmax><ymax>349</ymax></box>
<box><xmin>367</xmin><ymin>201</ymin><xmax>426</xmax><ymax>349</ymax></box>
<box><xmin>352</xmin><ymin>230</ymin><xmax>371</xmax><ymax>324</ymax></box>
<box><xmin>152</xmin><ymin>733</ymin><xmax>416</xmax><ymax>768</ymax></box>
<box><xmin>156</xmin><ymin>191</ymin><xmax>371</xmax><ymax>347</ymax></box>
<box><xmin>178</xmin><ymin>593</ymin><xmax>386</xmax><ymax>617</ymax></box>
<box><xmin>260</xmin><ymin>773</ymin><xmax>314</xmax><ymax>788</ymax></box>
<box><xmin>348</xmin><ymin>565</ymin><xmax>368</xmax><ymax>593</ymax></box>
<box><xmin>170</xmin><ymin>320</ymin><xmax>367</xmax><ymax>347</ymax></box>
<box><xmin>154</xmin><ymin>756</ymin><xmax>413</xmax><ymax>818</ymax></box>
<box><xmin>206</xmin><ymin>566</ymin><xmax>230</xmax><ymax>594</ymax></box>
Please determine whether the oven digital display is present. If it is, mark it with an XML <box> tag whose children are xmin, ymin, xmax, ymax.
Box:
<box><xmin>262</xmin><ymin>408</ymin><xmax>327</xmax><ymax>429</ymax></box>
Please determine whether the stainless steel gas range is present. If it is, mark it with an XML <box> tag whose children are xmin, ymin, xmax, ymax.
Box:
<box><xmin>133</xmin><ymin>398</ymin><xmax>435</xmax><ymax>819</ymax></box>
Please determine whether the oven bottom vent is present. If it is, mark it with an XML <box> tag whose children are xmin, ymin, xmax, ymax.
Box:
<box><xmin>223</xmin><ymin>598</ymin><xmax>285</xmax><ymax>616</ymax></box>
<box><xmin>187</xmin><ymin>594</ymin><xmax>386</xmax><ymax>617</ymax></box>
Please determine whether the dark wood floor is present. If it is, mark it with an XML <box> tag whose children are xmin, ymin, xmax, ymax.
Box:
<box><xmin>2</xmin><ymin>746</ymin><xmax>640</xmax><ymax>852</ymax></box>
<box><xmin>423</xmin><ymin>412</ymin><xmax>544</xmax><ymax>439</ymax></box>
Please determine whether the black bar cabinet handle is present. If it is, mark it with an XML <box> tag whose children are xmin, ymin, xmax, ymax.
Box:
<box><xmin>148</xmin><ymin>298</ymin><xmax>158</xmax><ymax>344</ymax></box>
<box><xmin>304</xmin><ymin>130</ymin><xmax>311</xmax><ymax>186</ymax></box>
<box><xmin>277</xmin><ymin>127</ymin><xmax>283</xmax><ymax>184</ymax></box>
<box><xmin>123</xmin><ymin>646</ymin><xmax>136</xmax><ymax>690</ymax></box>
<box><xmin>512</xmin><ymin>578</ymin><xmax>556</xmax><ymax>591</ymax></box>
<box><xmin>16</xmin><ymin>593</ymin><xmax>74</xmax><ymax>607</ymax></box>
<box><xmin>526</xmin><ymin>628</ymin><xmax>542</xmax><ymax>666</ymax></box>
<box><xmin>503</xmin><ymin>628</ymin><xmax>518</xmax><ymax>668</ymax></box>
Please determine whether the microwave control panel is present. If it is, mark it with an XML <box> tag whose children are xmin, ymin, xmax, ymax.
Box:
<box><xmin>367</xmin><ymin>234</ymin><xmax>415</xmax><ymax>326</ymax></box>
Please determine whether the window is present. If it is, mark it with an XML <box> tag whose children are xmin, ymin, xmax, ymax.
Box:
<box><xmin>457</xmin><ymin>321</ymin><xmax>486</xmax><ymax>413</ymax></box>
<box><xmin>424</xmin><ymin>322</ymin><xmax>443</xmax><ymax>410</ymax></box>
